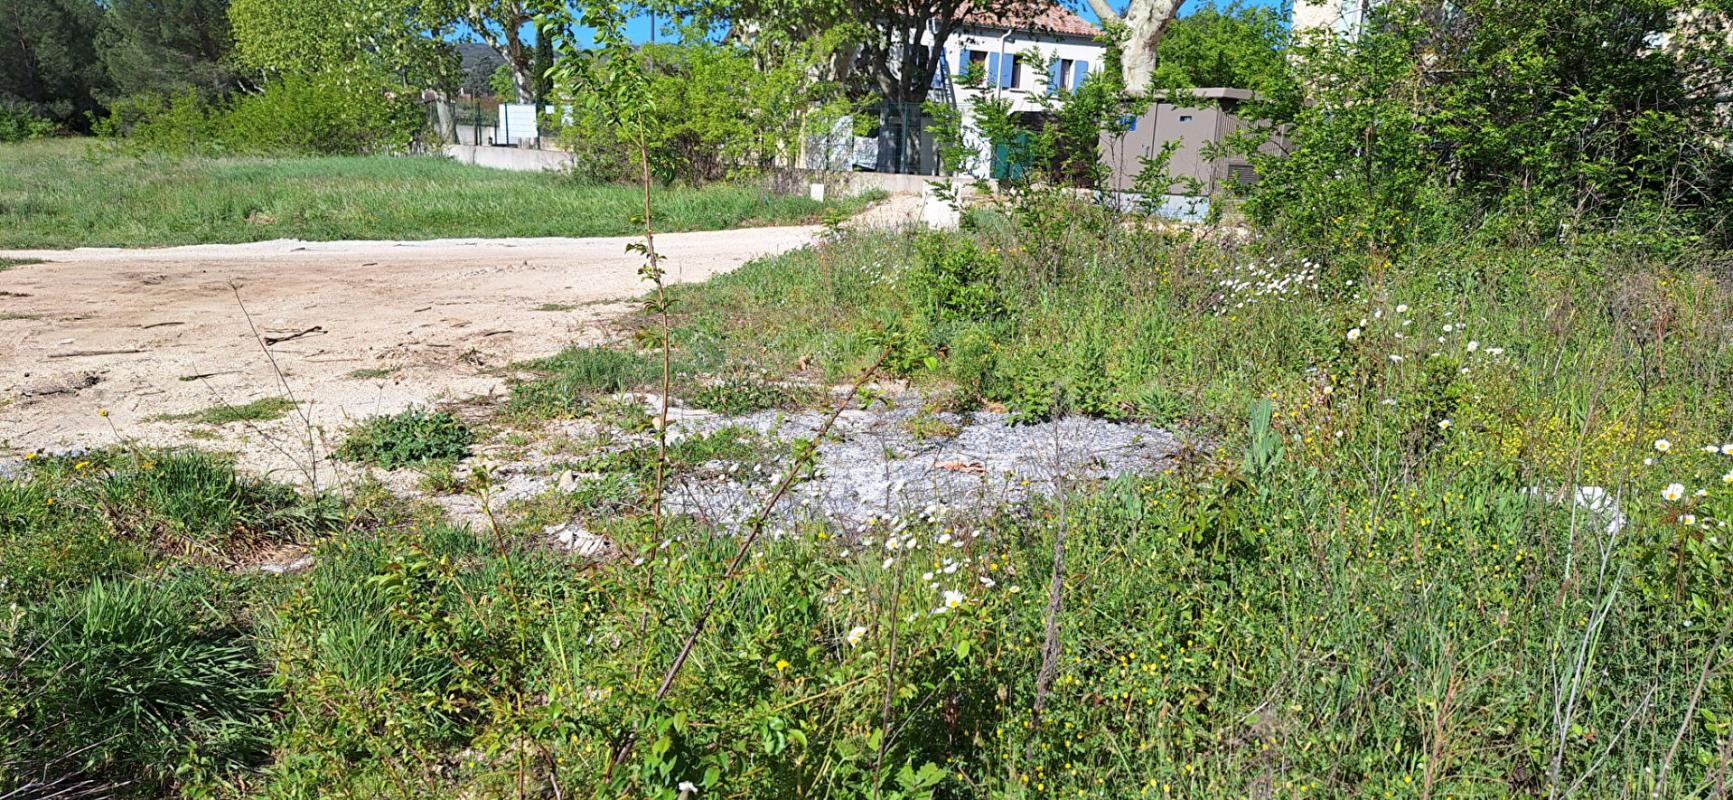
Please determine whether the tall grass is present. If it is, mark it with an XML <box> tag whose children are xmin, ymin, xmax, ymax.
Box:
<box><xmin>0</xmin><ymin>139</ymin><xmax>866</xmax><ymax>248</ymax></box>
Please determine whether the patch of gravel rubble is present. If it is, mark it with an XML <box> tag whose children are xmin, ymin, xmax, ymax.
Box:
<box><xmin>3</xmin><ymin>390</ymin><xmax>1189</xmax><ymax>559</ymax></box>
<box><xmin>384</xmin><ymin>390</ymin><xmax>1190</xmax><ymax>553</ymax></box>
<box><xmin>660</xmin><ymin>392</ymin><xmax>1188</xmax><ymax>530</ymax></box>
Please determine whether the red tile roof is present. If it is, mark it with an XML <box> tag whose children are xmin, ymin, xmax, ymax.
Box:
<box><xmin>962</xmin><ymin>2</ymin><xmax>1103</xmax><ymax>38</ymax></box>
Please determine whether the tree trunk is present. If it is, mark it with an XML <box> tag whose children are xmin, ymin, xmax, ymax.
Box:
<box><xmin>435</xmin><ymin>96</ymin><xmax>458</xmax><ymax>143</ymax></box>
<box><xmin>512</xmin><ymin>66</ymin><xmax>534</xmax><ymax>104</ymax></box>
<box><xmin>1086</xmin><ymin>0</ymin><xmax>1185</xmax><ymax>95</ymax></box>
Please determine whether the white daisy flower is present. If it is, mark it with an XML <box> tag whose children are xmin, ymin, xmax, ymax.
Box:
<box><xmin>1663</xmin><ymin>483</ymin><xmax>1686</xmax><ymax>502</ymax></box>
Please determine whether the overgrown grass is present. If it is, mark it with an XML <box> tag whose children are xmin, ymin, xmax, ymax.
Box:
<box><xmin>9</xmin><ymin>206</ymin><xmax>1733</xmax><ymax>797</ymax></box>
<box><xmin>0</xmin><ymin>257</ymin><xmax>43</xmax><ymax>271</ymax></box>
<box><xmin>0</xmin><ymin>139</ymin><xmax>877</xmax><ymax>248</ymax></box>
<box><xmin>149</xmin><ymin>396</ymin><xmax>297</xmax><ymax>425</ymax></box>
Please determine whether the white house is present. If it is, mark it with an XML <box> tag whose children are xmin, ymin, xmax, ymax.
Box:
<box><xmin>935</xmin><ymin>5</ymin><xmax>1107</xmax><ymax>177</ymax></box>
<box><xmin>805</xmin><ymin>3</ymin><xmax>1107</xmax><ymax>176</ymax></box>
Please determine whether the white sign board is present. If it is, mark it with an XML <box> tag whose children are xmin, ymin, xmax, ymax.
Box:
<box><xmin>497</xmin><ymin>103</ymin><xmax>538</xmax><ymax>145</ymax></box>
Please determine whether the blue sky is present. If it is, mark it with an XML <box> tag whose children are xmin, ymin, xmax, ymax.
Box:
<box><xmin>562</xmin><ymin>0</ymin><xmax>1286</xmax><ymax>45</ymax></box>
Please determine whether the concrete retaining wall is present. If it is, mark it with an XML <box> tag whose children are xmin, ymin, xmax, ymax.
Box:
<box><xmin>444</xmin><ymin>144</ymin><xmax>574</xmax><ymax>173</ymax></box>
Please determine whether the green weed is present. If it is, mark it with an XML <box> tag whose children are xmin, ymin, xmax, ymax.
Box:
<box><xmin>687</xmin><ymin>377</ymin><xmax>812</xmax><ymax>415</ymax></box>
<box><xmin>336</xmin><ymin>408</ymin><xmax>473</xmax><ymax>469</ymax></box>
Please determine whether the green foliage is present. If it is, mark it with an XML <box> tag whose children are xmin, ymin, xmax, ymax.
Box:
<box><xmin>227</xmin><ymin>0</ymin><xmax>453</xmax><ymax>90</ymax></box>
<box><xmin>0</xmin><ymin>0</ymin><xmax>110</xmax><ymax>131</ymax></box>
<box><xmin>0</xmin><ymin>571</ymin><xmax>275</xmax><ymax>797</ymax></box>
<box><xmin>551</xmin><ymin>38</ymin><xmax>847</xmax><ymax>184</ymax></box>
<box><xmin>101</xmin><ymin>73</ymin><xmax>424</xmax><ymax>157</ymax></box>
<box><xmin>689</xmin><ymin>378</ymin><xmax>811</xmax><ymax>415</ymax></box>
<box><xmin>1240</xmin><ymin>0</ymin><xmax>1733</xmax><ymax>254</ymax></box>
<box><xmin>0</xmin><ymin>469</ymin><xmax>147</xmax><ymax>602</ymax></box>
<box><xmin>0</xmin><ymin>99</ymin><xmax>58</xmax><ymax>142</ymax></box>
<box><xmin>1149</xmin><ymin>1</ymin><xmax>1298</xmax><ymax>115</ymax></box>
<box><xmin>96</xmin><ymin>449</ymin><xmax>337</xmax><ymax>550</ymax></box>
<box><xmin>906</xmin><ymin>232</ymin><xmax>1003</xmax><ymax>325</ymax></box>
<box><xmin>0</xmin><ymin>449</ymin><xmax>336</xmax><ymax>604</ymax></box>
<box><xmin>94</xmin><ymin>0</ymin><xmax>232</xmax><ymax>98</ymax></box>
<box><xmin>338</xmin><ymin>408</ymin><xmax>474</xmax><ymax>469</ymax></box>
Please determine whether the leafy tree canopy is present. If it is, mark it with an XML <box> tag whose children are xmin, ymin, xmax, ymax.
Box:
<box><xmin>96</xmin><ymin>0</ymin><xmax>233</xmax><ymax>98</ymax></box>
<box><xmin>0</xmin><ymin>0</ymin><xmax>109</xmax><ymax>129</ymax></box>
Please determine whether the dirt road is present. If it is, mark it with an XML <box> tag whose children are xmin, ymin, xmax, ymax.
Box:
<box><xmin>0</xmin><ymin>226</ymin><xmax>823</xmax><ymax>482</ymax></box>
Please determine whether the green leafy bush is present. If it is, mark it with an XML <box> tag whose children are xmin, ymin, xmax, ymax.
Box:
<box><xmin>0</xmin><ymin>100</ymin><xmax>58</xmax><ymax>143</ymax></box>
<box><xmin>101</xmin><ymin>74</ymin><xmax>421</xmax><ymax>157</ymax></box>
<box><xmin>906</xmin><ymin>233</ymin><xmax>1004</xmax><ymax>325</ymax></box>
<box><xmin>0</xmin><ymin>571</ymin><xmax>275</xmax><ymax>796</ymax></box>
<box><xmin>337</xmin><ymin>408</ymin><xmax>474</xmax><ymax>469</ymax></box>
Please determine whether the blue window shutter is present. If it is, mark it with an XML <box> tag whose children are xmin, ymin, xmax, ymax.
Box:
<box><xmin>999</xmin><ymin>55</ymin><xmax>1014</xmax><ymax>87</ymax></box>
<box><xmin>931</xmin><ymin>47</ymin><xmax>947</xmax><ymax>88</ymax></box>
<box><xmin>1047</xmin><ymin>60</ymin><xmax>1061</xmax><ymax>94</ymax></box>
<box><xmin>1072</xmin><ymin>59</ymin><xmax>1089</xmax><ymax>89</ymax></box>
<box><xmin>986</xmin><ymin>52</ymin><xmax>1000</xmax><ymax>87</ymax></box>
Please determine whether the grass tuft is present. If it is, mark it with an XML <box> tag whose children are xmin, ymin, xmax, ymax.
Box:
<box><xmin>149</xmin><ymin>397</ymin><xmax>297</xmax><ymax>425</ymax></box>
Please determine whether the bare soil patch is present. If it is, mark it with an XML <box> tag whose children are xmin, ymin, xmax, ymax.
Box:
<box><xmin>0</xmin><ymin>227</ymin><xmax>821</xmax><ymax>482</ymax></box>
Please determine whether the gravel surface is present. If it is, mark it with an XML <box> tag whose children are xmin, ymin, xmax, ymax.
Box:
<box><xmin>661</xmin><ymin>392</ymin><xmax>1186</xmax><ymax>531</ymax></box>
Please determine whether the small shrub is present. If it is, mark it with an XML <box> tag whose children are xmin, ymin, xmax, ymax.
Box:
<box><xmin>0</xmin><ymin>100</ymin><xmax>57</xmax><ymax>143</ymax></box>
<box><xmin>907</xmin><ymin>232</ymin><xmax>1004</xmax><ymax>325</ymax></box>
<box><xmin>904</xmin><ymin>408</ymin><xmax>962</xmax><ymax>441</ymax></box>
<box><xmin>0</xmin><ymin>571</ymin><xmax>275</xmax><ymax>796</ymax></box>
<box><xmin>337</xmin><ymin>408</ymin><xmax>474</xmax><ymax>469</ymax></box>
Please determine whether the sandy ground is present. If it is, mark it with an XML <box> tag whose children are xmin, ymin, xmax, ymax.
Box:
<box><xmin>0</xmin><ymin>225</ymin><xmax>833</xmax><ymax>483</ymax></box>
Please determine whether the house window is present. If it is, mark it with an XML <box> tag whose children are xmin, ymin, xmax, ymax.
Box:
<box><xmin>1049</xmin><ymin>58</ymin><xmax>1089</xmax><ymax>91</ymax></box>
<box><xmin>967</xmin><ymin>50</ymin><xmax>989</xmax><ymax>72</ymax></box>
<box><xmin>1008</xmin><ymin>55</ymin><xmax>1023</xmax><ymax>89</ymax></box>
